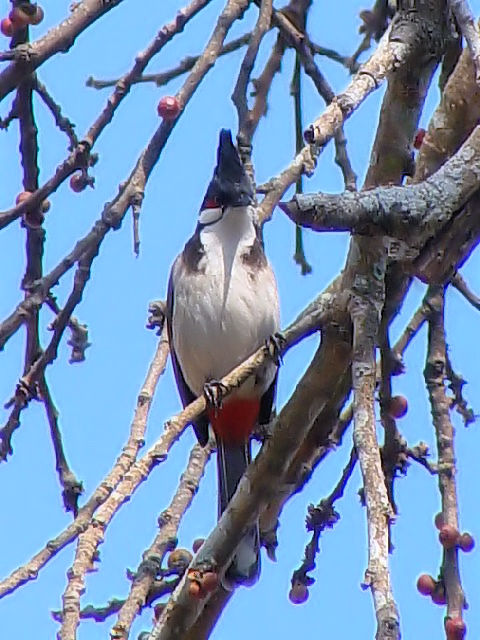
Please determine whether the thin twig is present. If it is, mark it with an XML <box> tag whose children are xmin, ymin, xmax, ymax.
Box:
<box><xmin>445</xmin><ymin>352</ymin><xmax>475</xmax><ymax>426</ymax></box>
<box><xmin>0</xmin><ymin>330</ymin><xmax>170</xmax><ymax>598</ymax></box>
<box><xmin>424</xmin><ymin>285</ymin><xmax>465</xmax><ymax>621</ymax></box>
<box><xmin>45</xmin><ymin>294</ymin><xmax>90</xmax><ymax>363</ymax></box>
<box><xmin>86</xmin><ymin>33</ymin><xmax>251</xmax><ymax>89</ymax></box>
<box><xmin>232</xmin><ymin>0</ymin><xmax>273</xmax><ymax>183</ymax></box>
<box><xmin>451</xmin><ymin>270</ymin><xmax>480</xmax><ymax>311</ymax></box>
<box><xmin>33</xmin><ymin>77</ymin><xmax>78</xmax><ymax>149</ymax></box>
<box><xmin>291</xmin><ymin>447</ymin><xmax>357</xmax><ymax>592</ymax></box>
<box><xmin>0</xmin><ymin>95</ymin><xmax>18</xmax><ymax>129</ymax></box>
<box><xmin>0</xmin><ymin>0</ymin><xmax>250</xmax><ymax>352</ymax></box>
<box><xmin>290</xmin><ymin>53</ymin><xmax>312</xmax><ymax>275</ymax></box>
<box><xmin>111</xmin><ymin>442</ymin><xmax>213</xmax><ymax>639</ymax></box>
<box><xmin>309</xmin><ymin>40</ymin><xmax>357</xmax><ymax>71</ymax></box>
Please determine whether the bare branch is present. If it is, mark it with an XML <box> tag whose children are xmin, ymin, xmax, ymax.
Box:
<box><xmin>0</xmin><ymin>330</ymin><xmax>169</xmax><ymax>599</ymax></box>
<box><xmin>232</xmin><ymin>0</ymin><xmax>273</xmax><ymax>147</ymax></box>
<box><xmin>280</xmin><ymin>122</ymin><xmax>480</xmax><ymax>247</ymax></box>
<box><xmin>291</xmin><ymin>447</ymin><xmax>357</xmax><ymax>593</ymax></box>
<box><xmin>449</xmin><ymin>0</ymin><xmax>480</xmax><ymax>82</ymax></box>
<box><xmin>33</xmin><ymin>77</ymin><xmax>78</xmax><ymax>149</ymax></box>
<box><xmin>110</xmin><ymin>442</ymin><xmax>213</xmax><ymax>639</ymax></box>
<box><xmin>349</xmin><ymin>237</ymin><xmax>399</xmax><ymax>639</ymax></box>
<box><xmin>424</xmin><ymin>286</ymin><xmax>466</xmax><ymax>621</ymax></box>
<box><xmin>257</xmin><ymin>23</ymin><xmax>412</xmax><ymax>221</ymax></box>
<box><xmin>0</xmin><ymin>0</ymin><xmax>126</xmax><ymax>101</ymax></box>
<box><xmin>451</xmin><ymin>271</ymin><xmax>480</xmax><ymax>311</ymax></box>
<box><xmin>39</xmin><ymin>376</ymin><xmax>83</xmax><ymax>515</ymax></box>
<box><xmin>0</xmin><ymin>0</ymin><xmax>250</xmax><ymax>349</ymax></box>
<box><xmin>0</xmin><ymin>0</ymin><xmax>213</xmax><ymax>234</ymax></box>
<box><xmin>45</xmin><ymin>295</ymin><xmax>90</xmax><ymax>363</ymax></box>
<box><xmin>86</xmin><ymin>33</ymin><xmax>251</xmax><ymax>89</ymax></box>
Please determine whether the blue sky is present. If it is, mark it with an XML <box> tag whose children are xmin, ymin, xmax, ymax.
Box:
<box><xmin>0</xmin><ymin>1</ymin><xmax>479</xmax><ymax>638</ymax></box>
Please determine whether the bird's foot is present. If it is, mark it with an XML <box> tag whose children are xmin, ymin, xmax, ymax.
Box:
<box><xmin>266</xmin><ymin>332</ymin><xmax>285</xmax><ymax>366</ymax></box>
<box><xmin>204</xmin><ymin>380</ymin><xmax>228</xmax><ymax>410</ymax></box>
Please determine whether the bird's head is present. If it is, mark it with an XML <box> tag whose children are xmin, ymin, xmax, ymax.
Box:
<box><xmin>200</xmin><ymin>129</ymin><xmax>254</xmax><ymax>214</ymax></box>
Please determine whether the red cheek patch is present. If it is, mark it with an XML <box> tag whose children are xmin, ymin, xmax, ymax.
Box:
<box><xmin>204</xmin><ymin>198</ymin><xmax>219</xmax><ymax>209</ymax></box>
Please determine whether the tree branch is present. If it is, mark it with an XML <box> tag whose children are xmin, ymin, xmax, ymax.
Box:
<box><xmin>257</xmin><ymin>21</ymin><xmax>412</xmax><ymax>221</ymax></box>
<box><xmin>110</xmin><ymin>442</ymin><xmax>213</xmax><ymax>639</ymax></box>
<box><xmin>424</xmin><ymin>286</ymin><xmax>465</xmax><ymax>622</ymax></box>
<box><xmin>0</xmin><ymin>0</ymin><xmax>126</xmax><ymax>101</ymax></box>
<box><xmin>449</xmin><ymin>0</ymin><xmax>480</xmax><ymax>82</ymax></box>
<box><xmin>280</xmin><ymin>121</ymin><xmax>480</xmax><ymax>246</ymax></box>
<box><xmin>0</xmin><ymin>329</ymin><xmax>169</xmax><ymax>598</ymax></box>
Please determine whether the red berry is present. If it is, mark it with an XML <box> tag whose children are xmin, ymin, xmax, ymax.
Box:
<box><xmin>69</xmin><ymin>172</ymin><xmax>87</xmax><ymax>193</ymax></box>
<box><xmin>188</xmin><ymin>580</ymin><xmax>204</xmax><ymax>599</ymax></box>
<box><xmin>458</xmin><ymin>533</ymin><xmax>475</xmax><ymax>553</ymax></box>
<box><xmin>28</xmin><ymin>5</ymin><xmax>44</xmax><ymax>25</ymax></box>
<box><xmin>157</xmin><ymin>96</ymin><xmax>180</xmax><ymax>120</ymax></box>
<box><xmin>16</xmin><ymin>190</ymin><xmax>33</xmax><ymax>205</ymax></box>
<box><xmin>1</xmin><ymin>17</ymin><xmax>14</xmax><ymax>36</ymax></box>
<box><xmin>413</xmin><ymin>128</ymin><xmax>426</xmax><ymax>149</ymax></box>
<box><xmin>445</xmin><ymin>617</ymin><xmax>466</xmax><ymax>640</ymax></box>
<box><xmin>435</xmin><ymin>513</ymin><xmax>445</xmax><ymax>530</ymax></box>
<box><xmin>201</xmin><ymin>571</ymin><xmax>218</xmax><ymax>593</ymax></box>
<box><xmin>192</xmin><ymin>538</ymin><xmax>205</xmax><ymax>553</ymax></box>
<box><xmin>289</xmin><ymin>582</ymin><xmax>309</xmax><ymax>604</ymax></box>
<box><xmin>167</xmin><ymin>548</ymin><xmax>192</xmax><ymax>571</ymax></box>
<box><xmin>9</xmin><ymin>7</ymin><xmax>29</xmax><ymax>29</ymax></box>
<box><xmin>416</xmin><ymin>574</ymin><xmax>435</xmax><ymax>596</ymax></box>
<box><xmin>387</xmin><ymin>395</ymin><xmax>408</xmax><ymax>419</ymax></box>
<box><xmin>431</xmin><ymin>583</ymin><xmax>446</xmax><ymax>605</ymax></box>
<box><xmin>439</xmin><ymin>525</ymin><xmax>460</xmax><ymax>549</ymax></box>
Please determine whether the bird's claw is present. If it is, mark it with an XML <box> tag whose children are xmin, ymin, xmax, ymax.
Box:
<box><xmin>266</xmin><ymin>332</ymin><xmax>285</xmax><ymax>366</ymax></box>
<box><xmin>204</xmin><ymin>380</ymin><xmax>227</xmax><ymax>410</ymax></box>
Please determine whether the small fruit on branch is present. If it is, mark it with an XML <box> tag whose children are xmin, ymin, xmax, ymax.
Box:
<box><xmin>157</xmin><ymin>96</ymin><xmax>181</xmax><ymax>120</ymax></box>
<box><xmin>439</xmin><ymin>524</ymin><xmax>460</xmax><ymax>550</ymax></box>
<box><xmin>387</xmin><ymin>395</ymin><xmax>408</xmax><ymax>419</ymax></box>
<box><xmin>416</xmin><ymin>574</ymin><xmax>435</xmax><ymax>596</ymax></box>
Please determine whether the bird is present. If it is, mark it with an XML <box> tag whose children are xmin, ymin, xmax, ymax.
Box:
<box><xmin>166</xmin><ymin>129</ymin><xmax>280</xmax><ymax>587</ymax></box>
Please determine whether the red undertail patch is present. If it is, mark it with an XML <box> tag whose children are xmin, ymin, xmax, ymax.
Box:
<box><xmin>208</xmin><ymin>397</ymin><xmax>260</xmax><ymax>444</ymax></box>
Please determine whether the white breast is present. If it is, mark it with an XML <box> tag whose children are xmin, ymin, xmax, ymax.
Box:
<box><xmin>171</xmin><ymin>206</ymin><xmax>280</xmax><ymax>397</ymax></box>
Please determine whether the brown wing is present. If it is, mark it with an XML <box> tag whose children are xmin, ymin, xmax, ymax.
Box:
<box><xmin>166</xmin><ymin>268</ymin><xmax>209</xmax><ymax>446</ymax></box>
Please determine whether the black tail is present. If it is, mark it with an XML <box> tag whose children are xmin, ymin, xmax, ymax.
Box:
<box><xmin>216</xmin><ymin>439</ymin><xmax>260</xmax><ymax>587</ymax></box>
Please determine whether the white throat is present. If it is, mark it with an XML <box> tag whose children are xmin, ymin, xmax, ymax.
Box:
<box><xmin>200</xmin><ymin>205</ymin><xmax>256</xmax><ymax>307</ymax></box>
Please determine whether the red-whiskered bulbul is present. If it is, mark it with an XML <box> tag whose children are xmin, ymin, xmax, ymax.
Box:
<box><xmin>166</xmin><ymin>129</ymin><xmax>280</xmax><ymax>587</ymax></box>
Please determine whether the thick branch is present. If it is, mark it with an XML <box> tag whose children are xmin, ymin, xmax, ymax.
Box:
<box><xmin>449</xmin><ymin>0</ymin><xmax>480</xmax><ymax>81</ymax></box>
<box><xmin>348</xmin><ymin>238</ymin><xmax>399</xmax><ymax>640</ymax></box>
<box><xmin>257</xmin><ymin>23</ymin><xmax>412</xmax><ymax>220</ymax></box>
<box><xmin>280</xmin><ymin>121</ymin><xmax>480</xmax><ymax>245</ymax></box>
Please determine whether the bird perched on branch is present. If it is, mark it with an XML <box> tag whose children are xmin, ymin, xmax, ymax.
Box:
<box><xmin>166</xmin><ymin>129</ymin><xmax>280</xmax><ymax>587</ymax></box>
